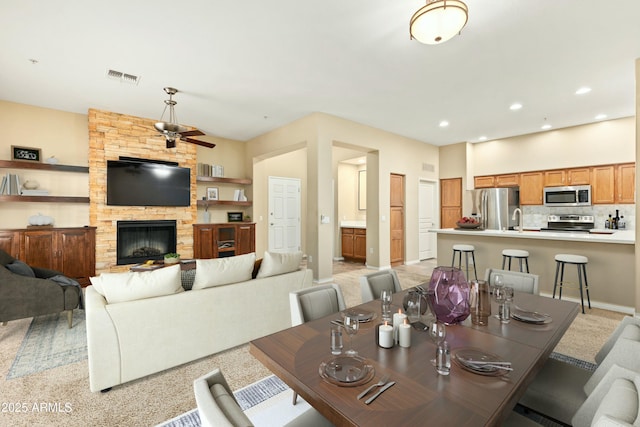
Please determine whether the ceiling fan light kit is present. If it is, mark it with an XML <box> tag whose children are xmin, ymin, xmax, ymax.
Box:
<box><xmin>153</xmin><ymin>87</ymin><xmax>215</xmax><ymax>149</ymax></box>
<box><xmin>410</xmin><ymin>0</ymin><xmax>468</xmax><ymax>45</ymax></box>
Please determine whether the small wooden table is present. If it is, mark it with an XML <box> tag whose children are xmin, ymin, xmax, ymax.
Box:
<box><xmin>250</xmin><ymin>290</ymin><xmax>579</xmax><ymax>427</ymax></box>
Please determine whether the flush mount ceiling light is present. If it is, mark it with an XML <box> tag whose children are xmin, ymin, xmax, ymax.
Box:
<box><xmin>410</xmin><ymin>0</ymin><xmax>468</xmax><ymax>45</ymax></box>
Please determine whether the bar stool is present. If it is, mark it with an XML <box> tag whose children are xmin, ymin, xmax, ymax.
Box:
<box><xmin>502</xmin><ymin>249</ymin><xmax>530</xmax><ymax>273</ymax></box>
<box><xmin>451</xmin><ymin>244</ymin><xmax>477</xmax><ymax>280</ymax></box>
<box><xmin>553</xmin><ymin>254</ymin><xmax>590</xmax><ymax>314</ymax></box>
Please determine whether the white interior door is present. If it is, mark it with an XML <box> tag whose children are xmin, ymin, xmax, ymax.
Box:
<box><xmin>268</xmin><ymin>176</ymin><xmax>301</xmax><ymax>253</ymax></box>
<box><xmin>419</xmin><ymin>180</ymin><xmax>437</xmax><ymax>260</ymax></box>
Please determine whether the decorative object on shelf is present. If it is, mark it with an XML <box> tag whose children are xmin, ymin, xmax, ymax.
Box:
<box><xmin>164</xmin><ymin>253</ymin><xmax>180</xmax><ymax>264</ymax></box>
<box><xmin>11</xmin><ymin>145</ymin><xmax>41</xmax><ymax>162</ymax></box>
<box><xmin>410</xmin><ymin>0</ymin><xmax>468</xmax><ymax>45</ymax></box>
<box><xmin>207</xmin><ymin>187</ymin><xmax>219</xmax><ymax>200</ymax></box>
<box><xmin>427</xmin><ymin>266</ymin><xmax>470</xmax><ymax>325</ymax></box>
<box><xmin>45</xmin><ymin>156</ymin><xmax>60</xmax><ymax>165</ymax></box>
<box><xmin>28</xmin><ymin>212</ymin><xmax>54</xmax><ymax>226</ymax></box>
<box><xmin>244</xmin><ymin>215</ymin><xmax>252</xmax><ymax>222</ymax></box>
<box><xmin>233</xmin><ymin>189</ymin><xmax>248</xmax><ymax>201</ymax></box>
<box><xmin>203</xmin><ymin>202</ymin><xmax>210</xmax><ymax>223</ymax></box>
<box><xmin>153</xmin><ymin>87</ymin><xmax>215</xmax><ymax>149</ymax></box>
<box><xmin>22</xmin><ymin>180</ymin><xmax>39</xmax><ymax>189</ymax></box>
<box><xmin>227</xmin><ymin>212</ymin><xmax>243</xmax><ymax>222</ymax></box>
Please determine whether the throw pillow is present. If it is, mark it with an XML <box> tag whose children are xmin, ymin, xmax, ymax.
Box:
<box><xmin>89</xmin><ymin>265</ymin><xmax>184</xmax><ymax>304</ymax></box>
<box><xmin>193</xmin><ymin>252</ymin><xmax>256</xmax><ymax>290</ymax></box>
<box><xmin>256</xmin><ymin>251</ymin><xmax>303</xmax><ymax>278</ymax></box>
<box><xmin>6</xmin><ymin>260</ymin><xmax>36</xmax><ymax>277</ymax></box>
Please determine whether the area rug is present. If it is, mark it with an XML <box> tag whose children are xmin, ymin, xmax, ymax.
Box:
<box><xmin>6</xmin><ymin>309</ymin><xmax>87</xmax><ymax>380</ymax></box>
<box><xmin>157</xmin><ymin>374</ymin><xmax>313</xmax><ymax>427</ymax></box>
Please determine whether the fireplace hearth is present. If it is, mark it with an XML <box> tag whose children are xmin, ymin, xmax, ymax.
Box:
<box><xmin>117</xmin><ymin>220</ymin><xmax>177</xmax><ymax>265</ymax></box>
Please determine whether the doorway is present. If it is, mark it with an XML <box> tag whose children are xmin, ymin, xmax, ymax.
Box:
<box><xmin>418</xmin><ymin>180</ymin><xmax>437</xmax><ymax>260</ymax></box>
<box><xmin>268</xmin><ymin>176</ymin><xmax>301</xmax><ymax>253</ymax></box>
<box><xmin>390</xmin><ymin>173</ymin><xmax>405</xmax><ymax>266</ymax></box>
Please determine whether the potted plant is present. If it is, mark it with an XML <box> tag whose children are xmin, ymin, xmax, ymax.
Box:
<box><xmin>164</xmin><ymin>252</ymin><xmax>180</xmax><ymax>265</ymax></box>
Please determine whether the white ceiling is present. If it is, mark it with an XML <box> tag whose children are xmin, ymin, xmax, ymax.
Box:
<box><xmin>1</xmin><ymin>0</ymin><xmax>639</xmax><ymax>146</ymax></box>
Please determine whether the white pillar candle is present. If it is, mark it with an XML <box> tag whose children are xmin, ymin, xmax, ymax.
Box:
<box><xmin>393</xmin><ymin>309</ymin><xmax>407</xmax><ymax>344</ymax></box>
<box><xmin>379</xmin><ymin>322</ymin><xmax>394</xmax><ymax>348</ymax></box>
<box><xmin>399</xmin><ymin>319</ymin><xmax>411</xmax><ymax>348</ymax></box>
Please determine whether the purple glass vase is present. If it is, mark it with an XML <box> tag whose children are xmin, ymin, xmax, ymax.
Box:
<box><xmin>428</xmin><ymin>266</ymin><xmax>470</xmax><ymax>325</ymax></box>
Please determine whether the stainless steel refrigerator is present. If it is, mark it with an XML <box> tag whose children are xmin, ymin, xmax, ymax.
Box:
<box><xmin>470</xmin><ymin>187</ymin><xmax>520</xmax><ymax>230</ymax></box>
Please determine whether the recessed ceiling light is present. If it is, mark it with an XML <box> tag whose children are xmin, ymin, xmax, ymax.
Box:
<box><xmin>478</xmin><ymin>136</ymin><xmax>487</xmax><ymax>141</ymax></box>
<box><xmin>439</xmin><ymin>120</ymin><xmax>449</xmax><ymax>127</ymax></box>
<box><xmin>509</xmin><ymin>103</ymin><xmax>523</xmax><ymax>111</ymax></box>
<box><xmin>575</xmin><ymin>87</ymin><xmax>592</xmax><ymax>95</ymax></box>
<box><xmin>541</xmin><ymin>124</ymin><xmax>552</xmax><ymax>130</ymax></box>
<box><xmin>595</xmin><ymin>114</ymin><xmax>607</xmax><ymax>120</ymax></box>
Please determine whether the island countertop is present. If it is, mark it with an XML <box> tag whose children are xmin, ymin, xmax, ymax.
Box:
<box><xmin>431</xmin><ymin>228</ymin><xmax>635</xmax><ymax>245</ymax></box>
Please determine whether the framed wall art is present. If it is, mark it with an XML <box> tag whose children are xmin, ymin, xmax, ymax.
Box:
<box><xmin>11</xmin><ymin>145</ymin><xmax>42</xmax><ymax>162</ymax></box>
<box><xmin>227</xmin><ymin>212</ymin><xmax>243</xmax><ymax>222</ymax></box>
<box><xmin>207</xmin><ymin>187</ymin><xmax>219</xmax><ymax>200</ymax></box>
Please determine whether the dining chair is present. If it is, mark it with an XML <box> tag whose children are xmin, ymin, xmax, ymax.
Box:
<box><xmin>359</xmin><ymin>269</ymin><xmax>402</xmax><ymax>303</ymax></box>
<box><xmin>484</xmin><ymin>268</ymin><xmax>539</xmax><ymax>295</ymax></box>
<box><xmin>518</xmin><ymin>319</ymin><xmax>640</xmax><ymax>425</ymax></box>
<box><xmin>194</xmin><ymin>367</ymin><xmax>333</xmax><ymax>427</ymax></box>
<box><xmin>289</xmin><ymin>283</ymin><xmax>346</xmax><ymax>405</ymax></box>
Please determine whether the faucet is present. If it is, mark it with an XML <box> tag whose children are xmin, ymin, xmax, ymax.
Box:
<box><xmin>512</xmin><ymin>208</ymin><xmax>523</xmax><ymax>233</ymax></box>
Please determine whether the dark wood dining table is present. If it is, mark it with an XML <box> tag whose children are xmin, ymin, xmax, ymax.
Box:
<box><xmin>250</xmin><ymin>289</ymin><xmax>579</xmax><ymax>427</ymax></box>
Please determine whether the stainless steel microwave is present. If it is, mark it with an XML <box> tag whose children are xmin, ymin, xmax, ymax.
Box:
<box><xmin>543</xmin><ymin>185</ymin><xmax>592</xmax><ymax>207</ymax></box>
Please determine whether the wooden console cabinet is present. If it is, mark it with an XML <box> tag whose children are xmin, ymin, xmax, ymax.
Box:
<box><xmin>193</xmin><ymin>223</ymin><xmax>255</xmax><ymax>259</ymax></box>
<box><xmin>0</xmin><ymin>227</ymin><xmax>96</xmax><ymax>286</ymax></box>
<box><xmin>341</xmin><ymin>227</ymin><xmax>366</xmax><ymax>263</ymax></box>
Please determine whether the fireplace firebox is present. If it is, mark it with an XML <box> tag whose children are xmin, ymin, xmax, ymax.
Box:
<box><xmin>116</xmin><ymin>220</ymin><xmax>177</xmax><ymax>265</ymax></box>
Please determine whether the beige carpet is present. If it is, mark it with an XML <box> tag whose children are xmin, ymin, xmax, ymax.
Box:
<box><xmin>0</xmin><ymin>265</ymin><xmax>628</xmax><ymax>426</ymax></box>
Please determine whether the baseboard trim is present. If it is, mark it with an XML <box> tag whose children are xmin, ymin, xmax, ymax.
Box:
<box><xmin>538</xmin><ymin>292</ymin><xmax>635</xmax><ymax>315</ymax></box>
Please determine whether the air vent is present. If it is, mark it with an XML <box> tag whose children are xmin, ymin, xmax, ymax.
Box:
<box><xmin>106</xmin><ymin>69</ymin><xmax>141</xmax><ymax>85</ymax></box>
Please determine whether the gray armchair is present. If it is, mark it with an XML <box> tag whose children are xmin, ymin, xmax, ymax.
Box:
<box><xmin>0</xmin><ymin>249</ymin><xmax>80</xmax><ymax>328</ymax></box>
<box><xmin>194</xmin><ymin>368</ymin><xmax>334</xmax><ymax>427</ymax></box>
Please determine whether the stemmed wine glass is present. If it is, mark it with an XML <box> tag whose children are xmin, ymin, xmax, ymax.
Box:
<box><xmin>343</xmin><ymin>312</ymin><xmax>360</xmax><ymax>356</ymax></box>
<box><xmin>380</xmin><ymin>289</ymin><xmax>393</xmax><ymax>322</ymax></box>
<box><xmin>429</xmin><ymin>321</ymin><xmax>447</xmax><ymax>365</ymax></box>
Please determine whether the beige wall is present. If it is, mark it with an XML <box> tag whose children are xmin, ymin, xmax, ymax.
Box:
<box><xmin>0</xmin><ymin>101</ymin><xmax>90</xmax><ymax>228</ymax></box>
<box><xmin>471</xmin><ymin>116</ymin><xmax>635</xmax><ymax>177</ymax></box>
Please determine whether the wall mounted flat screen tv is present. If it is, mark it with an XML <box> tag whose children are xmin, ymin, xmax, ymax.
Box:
<box><xmin>107</xmin><ymin>158</ymin><xmax>191</xmax><ymax>207</ymax></box>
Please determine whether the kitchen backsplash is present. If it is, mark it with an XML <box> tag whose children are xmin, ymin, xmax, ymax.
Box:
<box><xmin>522</xmin><ymin>204</ymin><xmax>635</xmax><ymax>230</ymax></box>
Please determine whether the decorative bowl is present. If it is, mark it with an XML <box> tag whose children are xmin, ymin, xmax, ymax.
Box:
<box><xmin>456</xmin><ymin>222</ymin><xmax>481</xmax><ymax>229</ymax></box>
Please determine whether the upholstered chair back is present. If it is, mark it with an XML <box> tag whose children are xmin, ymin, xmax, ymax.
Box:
<box><xmin>484</xmin><ymin>268</ymin><xmax>540</xmax><ymax>295</ymax></box>
<box><xmin>359</xmin><ymin>270</ymin><xmax>402</xmax><ymax>303</ymax></box>
<box><xmin>289</xmin><ymin>284</ymin><xmax>346</xmax><ymax>326</ymax></box>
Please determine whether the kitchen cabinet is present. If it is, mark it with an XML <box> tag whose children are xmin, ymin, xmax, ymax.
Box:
<box><xmin>341</xmin><ymin>227</ymin><xmax>366</xmax><ymax>263</ymax></box>
<box><xmin>441</xmin><ymin>177</ymin><xmax>462</xmax><ymax>229</ymax></box>
<box><xmin>474</xmin><ymin>176</ymin><xmax>495</xmax><ymax>189</ymax></box>
<box><xmin>591</xmin><ymin>165</ymin><xmax>616</xmax><ymax>204</ymax></box>
<box><xmin>0</xmin><ymin>227</ymin><xmax>96</xmax><ymax>286</ymax></box>
<box><xmin>544</xmin><ymin>167</ymin><xmax>590</xmax><ymax>187</ymax></box>
<box><xmin>495</xmin><ymin>174</ymin><xmax>519</xmax><ymax>187</ymax></box>
<box><xmin>193</xmin><ymin>223</ymin><xmax>255</xmax><ymax>259</ymax></box>
<box><xmin>519</xmin><ymin>172</ymin><xmax>544</xmax><ymax>205</ymax></box>
<box><xmin>616</xmin><ymin>163</ymin><xmax>635</xmax><ymax>204</ymax></box>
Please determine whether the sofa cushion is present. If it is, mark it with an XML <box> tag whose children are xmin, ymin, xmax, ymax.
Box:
<box><xmin>592</xmin><ymin>378</ymin><xmax>638</xmax><ymax>427</ymax></box>
<box><xmin>256</xmin><ymin>251</ymin><xmax>303</xmax><ymax>278</ymax></box>
<box><xmin>6</xmin><ymin>260</ymin><xmax>36</xmax><ymax>277</ymax></box>
<box><xmin>193</xmin><ymin>253</ymin><xmax>256</xmax><ymax>290</ymax></box>
<box><xmin>89</xmin><ymin>265</ymin><xmax>183</xmax><ymax>304</ymax></box>
<box><xmin>620</xmin><ymin>324</ymin><xmax>640</xmax><ymax>341</ymax></box>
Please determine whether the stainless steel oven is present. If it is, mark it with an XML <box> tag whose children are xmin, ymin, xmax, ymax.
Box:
<box><xmin>543</xmin><ymin>185</ymin><xmax>591</xmax><ymax>207</ymax></box>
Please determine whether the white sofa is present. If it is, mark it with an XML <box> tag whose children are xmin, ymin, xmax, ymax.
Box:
<box><xmin>86</xmin><ymin>252</ymin><xmax>311</xmax><ymax>392</ymax></box>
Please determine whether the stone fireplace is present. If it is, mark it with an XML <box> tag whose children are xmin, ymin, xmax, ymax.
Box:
<box><xmin>116</xmin><ymin>220</ymin><xmax>177</xmax><ymax>265</ymax></box>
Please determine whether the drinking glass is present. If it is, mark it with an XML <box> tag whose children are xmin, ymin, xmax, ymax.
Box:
<box><xmin>435</xmin><ymin>341</ymin><xmax>451</xmax><ymax>376</ymax></box>
<box><xmin>405</xmin><ymin>292</ymin><xmax>421</xmax><ymax>324</ymax></box>
<box><xmin>343</xmin><ymin>313</ymin><xmax>360</xmax><ymax>355</ymax></box>
<box><xmin>492</xmin><ymin>275</ymin><xmax>504</xmax><ymax>319</ymax></box>
<box><xmin>499</xmin><ymin>286</ymin><xmax>514</xmax><ymax>323</ymax></box>
<box><xmin>381</xmin><ymin>289</ymin><xmax>393</xmax><ymax>322</ymax></box>
<box><xmin>429</xmin><ymin>322</ymin><xmax>447</xmax><ymax>366</ymax></box>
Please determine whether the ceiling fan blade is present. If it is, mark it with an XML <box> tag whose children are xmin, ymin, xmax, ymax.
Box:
<box><xmin>183</xmin><ymin>137</ymin><xmax>216</xmax><ymax>148</ymax></box>
<box><xmin>180</xmin><ymin>129</ymin><xmax>205</xmax><ymax>137</ymax></box>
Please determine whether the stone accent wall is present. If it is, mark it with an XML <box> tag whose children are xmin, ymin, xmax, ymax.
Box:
<box><xmin>88</xmin><ymin>109</ymin><xmax>197</xmax><ymax>274</ymax></box>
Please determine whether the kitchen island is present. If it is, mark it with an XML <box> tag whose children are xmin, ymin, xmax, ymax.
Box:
<box><xmin>432</xmin><ymin>228</ymin><xmax>635</xmax><ymax>313</ymax></box>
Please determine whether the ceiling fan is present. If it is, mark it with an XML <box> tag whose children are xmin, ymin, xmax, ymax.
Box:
<box><xmin>154</xmin><ymin>87</ymin><xmax>216</xmax><ymax>149</ymax></box>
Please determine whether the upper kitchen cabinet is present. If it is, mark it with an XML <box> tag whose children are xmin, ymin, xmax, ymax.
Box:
<box><xmin>615</xmin><ymin>163</ymin><xmax>635</xmax><ymax>204</ymax></box>
<box><xmin>543</xmin><ymin>167</ymin><xmax>590</xmax><ymax>187</ymax></box>
<box><xmin>592</xmin><ymin>165</ymin><xmax>616</xmax><ymax>204</ymax></box>
<box><xmin>474</xmin><ymin>176</ymin><xmax>495</xmax><ymax>189</ymax></box>
<box><xmin>519</xmin><ymin>172</ymin><xmax>544</xmax><ymax>205</ymax></box>
<box><xmin>495</xmin><ymin>174</ymin><xmax>519</xmax><ymax>187</ymax></box>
